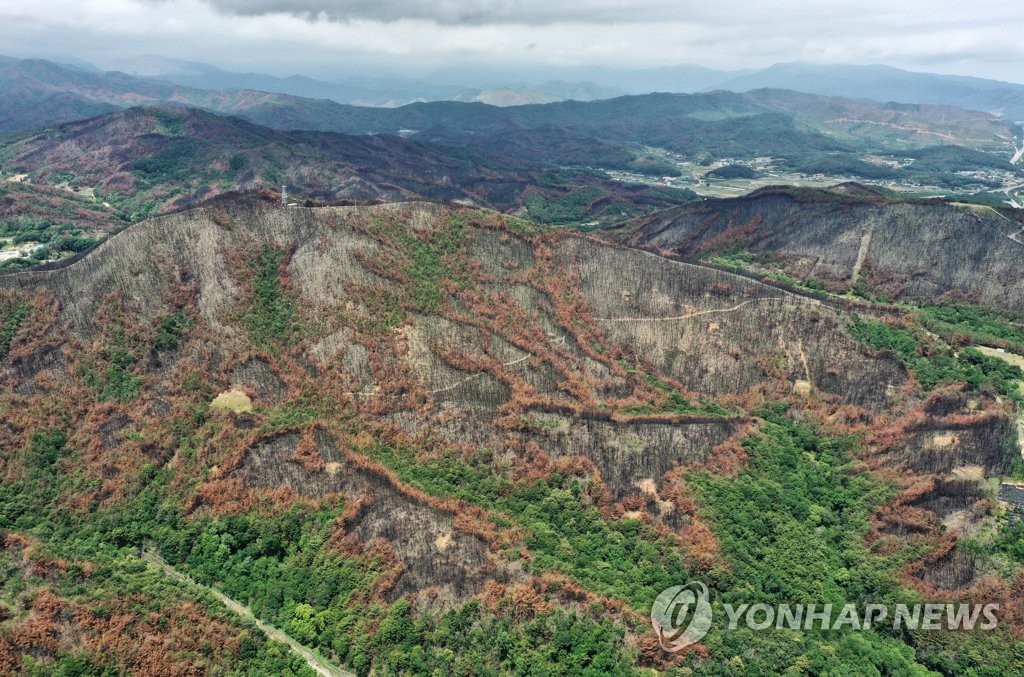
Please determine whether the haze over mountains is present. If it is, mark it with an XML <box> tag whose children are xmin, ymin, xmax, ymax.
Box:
<box><xmin>7</xmin><ymin>53</ymin><xmax>1024</xmax><ymax>120</ymax></box>
<box><xmin>104</xmin><ymin>55</ymin><xmax>1024</xmax><ymax>119</ymax></box>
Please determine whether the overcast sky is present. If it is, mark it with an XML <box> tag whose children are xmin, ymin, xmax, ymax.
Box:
<box><xmin>2</xmin><ymin>0</ymin><xmax>1022</xmax><ymax>83</ymax></box>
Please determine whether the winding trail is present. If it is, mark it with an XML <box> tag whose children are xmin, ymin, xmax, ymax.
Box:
<box><xmin>594</xmin><ymin>296</ymin><xmax>806</xmax><ymax>322</ymax></box>
<box><xmin>141</xmin><ymin>549</ymin><xmax>352</xmax><ymax>677</ymax></box>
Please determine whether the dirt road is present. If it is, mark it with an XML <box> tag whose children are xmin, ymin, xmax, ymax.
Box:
<box><xmin>141</xmin><ymin>548</ymin><xmax>353</xmax><ymax>677</ymax></box>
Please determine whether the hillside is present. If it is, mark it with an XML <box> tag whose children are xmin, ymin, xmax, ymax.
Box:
<box><xmin>0</xmin><ymin>107</ymin><xmax>690</xmax><ymax>223</ymax></box>
<box><xmin>618</xmin><ymin>185</ymin><xmax>1024</xmax><ymax>311</ymax></box>
<box><xmin>1</xmin><ymin>197</ymin><xmax>1023</xmax><ymax>673</ymax></box>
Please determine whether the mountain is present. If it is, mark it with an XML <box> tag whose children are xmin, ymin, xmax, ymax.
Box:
<box><xmin>716</xmin><ymin>63</ymin><xmax>1024</xmax><ymax>122</ymax></box>
<box><xmin>2</xmin><ymin>196</ymin><xmax>1022</xmax><ymax>673</ymax></box>
<box><xmin>0</xmin><ymin>106</ymin><xmax>693</xmax><ymax>223</ymax></box>
<box><xmin>617</xmin><ymin>184</ymin><xmax>1024</xmax><ymax>311</ymax></box>
<box><xmin>225</xmin><ymin>90</ymin><xmax>1018</xmax><ymax>182</ymax></box>
<box><xmin>2</xmin><ymin>56</ymin><xmax>1021</xmax><ymax>195</ymax></box>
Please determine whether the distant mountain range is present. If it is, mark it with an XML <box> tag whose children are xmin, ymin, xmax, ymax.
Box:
<box><xmin>2</xmin><ymin>55</ymin><xmax>1022</xmax><ymax>225</ymax></box>
<box><xmin>97</xmin><ymin>55</ymin><xmax>1024</xmax><ymax>120</ymax></box>
<box><xmin>15</xmin><ymin>54</ymin><xmax>1024</xmax><ymax>122</ymax></box>
<box><xmin>108</xmin><ymin>55</ymin><xmax>734</xmax><ymax>106</ymax></box>
<box><xmin>2</xmin><ymin>56</ymin><xmax>1017</xmax><ymax>155</ymax></box>
<box><xmin>714</xmin><ymin>63</ymin><xmax>1024</xmax><ymax>122</ymax></box>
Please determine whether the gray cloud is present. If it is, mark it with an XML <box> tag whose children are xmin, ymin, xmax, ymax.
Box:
<box><xmin>199</xmin><ymin>0</ymin><xmax>677</xmax><ymax>25</ymax></box>
<box><xmin>2</xmin><ymin>0</ymin><xmax>1022</xmax><ymax>84</ymax></box>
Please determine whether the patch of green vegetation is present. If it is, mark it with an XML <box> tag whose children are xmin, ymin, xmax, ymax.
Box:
<box><xmin>396</xmin><ymin>213</ymin><xmax>468</xmax><ymax>311</ymax></box>
<box><xmin>705</xmin><ymin>246</ymin><xmax>759</xmax><ymax>270</ymax></box>
<box><xmin>258</xmin><ymin>401</ymin><xmax>324</xmax><ymax>433</ymax></box>
<box><xmin>1007</xmin><ymin>454</ymin><xmax>1024</xmax><ymax>483</ymax></box>
<box><xmin>28</xmin><ymin>429</ymin><xmax>68</xmax><ymax>473</ymax></box>
<box><xmin>501</xmin><ymin>215</ymin><xmax>550</xmax><ymax>238</ymax></box>
<box><xmin>626</xmin><ymin>156</ymin><xmax>681</xmax><ymax>177</ymax></box>
<box><xmin>644</xmin><ymin>185</ymin><xmax>700</xmax><ymax>203</ymax></box>
<box><xmin>362</xmin><ymin>443</ymin><xmax>686</xmax><ymax>610</ymax></box>
<box><xmin>0</xmin><ymin>216</ymin><xmax>97</xmax><ymax>252</ymax></box>
<box><xmin>0</xmin><ymin>299</ymin><xmax>31</xmax><ymax>360</ymax></box>
<box><xmin>0</xmin><ymin>511</ymin><xmax>315</xmax><ymax>676</ymax></box>
<box><xmin>849</xmin><ymin>316</ymin><xmax>1024</xmax><ymax>400</ymax></box>
<box><xmin>684</xmin><ymin>405</ymin><xmax>942</xmax><ymax>674</ymax></box>
<box><xmin>228</xmin><ymin>153</ymin><xmax>247</xmax><ymax>173</ymax></box>
<box><xmin>78</xmin><ymin>347</ymin><xmax>144</xmax><ymax>404</ymax></box>
<box><xmin>134</xmin><ymin>138</ymin><xmax>201</xmax><ymax>184</ymax></box>
<box><xmin>960</xmin><ymin>513</ymin><xmax>1024</xmax><ymax>580</ymax></box>
<box><xmin>151</xmin><ymin>108</ymin><xmax>186</xmax><ymax>137</ymax></box>
<box><xmin>691</xmin><ymin>406</ymin><xmax>905</xmax><ymax>601</ymax></box>
<box><xmin>243</xmin><ymin>245</ymin><xmax>303</xmax><ymax>351</ymax></box>
<box><xmin>2</xmin><ymin>446</ymin><xmax>643</xmax><ymax>676</ymax></box>
<box><xmin>145</xmin><ymin>501</ymin><xmax>633</xmax><ymax>675</ymax></box>
<box><xmin>706</xmin><ymin>164</ymin><xmax>760</xmax><ymax>180</ymax></box>
<box><xmin>782</xmin><ymin>152</ymin><xmax>899</xmax><ymax>181</ymax></box>
<box><xmin>0</xmin><ymin>216</ymin><xmax>99</xmax><ymax>270</ymax></box>
<box><xmin>919</xmin><ymin>303</ymin><xmax>1024</xmax><ymax>350</ymax></box>
<box><xmin>154</xmin><ymin>309</ymin><xmax>194</xmax><ymax>351</ymax></box>
<box><xmin>699</xmin><ymin>246</ymin><xmax>833</xmax><ymax>299</ymax></box>
<box><xmin>354</xmin><ymin>288</ymin><xmax>405</xmax><ymax>333</ymax></box>
<box><xmin>361</xmin><ymin>211</ymin><xmax>471</xmax><ymax>316</ymax></box>
<box><xmin>619</xmin><ymin>372</ymin><xmax>731</xmax><ymax>417</ymax></box>
<box><xmin>525</xmin><ymin>187</ymin><xmax>606</xmax><ymax>224</ymax></box>
<box><xmin>987</xmin><ymin>516</ymin><xmax>1024</xmax><ymax>564</ymax></box>
<box><xmin>849</xmin><ymin>278</ymin><xmax>896</xmax><ymax>304</ymax></box>
<box><xmin>534</xmin><ymin>168</ymin><xmax>606</xmax><ymax>188</ymax></box>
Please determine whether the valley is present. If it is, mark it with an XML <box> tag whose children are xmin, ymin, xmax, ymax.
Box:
<box><xmin>605</xmin><ymin>154</ymin><xmax>961</xmax><ymax>201</ymax></box>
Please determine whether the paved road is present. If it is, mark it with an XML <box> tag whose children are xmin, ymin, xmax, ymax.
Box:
<box><xmin>141</xmin><ymin>549</ymin><xmax>353</xmax><ymax>677</ymax></box>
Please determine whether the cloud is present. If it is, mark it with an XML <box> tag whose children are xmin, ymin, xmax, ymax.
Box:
<box><xmin>199</xmin><ymin>0</ymin><xmax>679</xmax><ymax>25</ymax></box>
<box><xmin>0</xmin><ymin>0</ymin><xmax>1022</xmax><ymax>83</ymax></box>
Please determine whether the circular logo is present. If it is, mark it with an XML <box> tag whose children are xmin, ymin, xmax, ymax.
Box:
<box><xmin>651</xmin><ymin>581</ymin><xmax>712</xmax><ymax>651</ymax></box>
